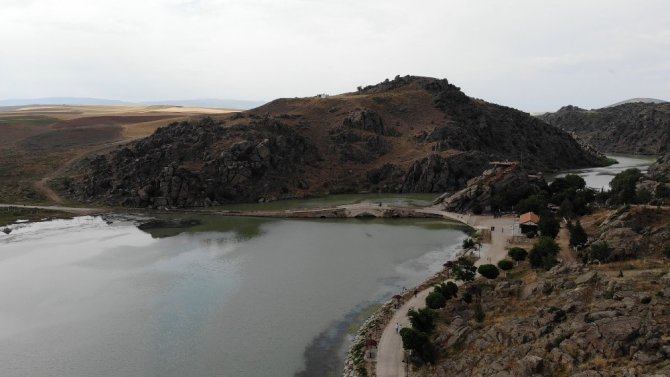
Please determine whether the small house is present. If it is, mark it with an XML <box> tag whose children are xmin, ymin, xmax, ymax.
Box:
<box><xmin>519</xmin><ymin>212</ymin><xmax>540</xmax><ymax>235</ymax></box>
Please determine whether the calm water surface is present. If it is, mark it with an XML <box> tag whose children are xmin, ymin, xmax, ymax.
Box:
<box><xmin>550</xmin><ymin>154</ymin><xmax>658</xmax><ymax>190</ymax></box>
<box><xmin>0</xmin><ymin>214</ymin><xmax>467</xmax><ymax>377</ymax></box>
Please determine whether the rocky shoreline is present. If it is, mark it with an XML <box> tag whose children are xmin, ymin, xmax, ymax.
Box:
<box><xmin>343</xmin><ymin>271</ymin><xmax>453</xmax><ymax>377</ymax></box>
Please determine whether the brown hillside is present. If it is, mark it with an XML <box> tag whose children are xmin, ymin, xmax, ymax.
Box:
<box><xmin>63</xmin><ymin>76</ymin><xmax>609</xmax><ymax>208</ymax></box>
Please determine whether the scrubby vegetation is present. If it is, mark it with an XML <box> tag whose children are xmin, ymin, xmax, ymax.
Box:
<box><xmin>529</xmin><ymin>237</ymin><xmax>560</xmax><ymax>270</ymax></box>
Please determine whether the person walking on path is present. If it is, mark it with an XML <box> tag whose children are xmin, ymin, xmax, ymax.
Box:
<box><xmin>395</xmin><ymin>323</ymin><xmax>400</xmax><ymax>334</ymax></box>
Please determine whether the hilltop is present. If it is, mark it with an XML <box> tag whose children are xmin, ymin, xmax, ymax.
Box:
<box><xmin>61</xmin><ymin>76</ymin><xmax>608</xmax><ymax>208</ymax></box>
<box><xmin>539</xmin><ymin>102</ymin><xmax>670</xmax><ymax>155</ymax></box>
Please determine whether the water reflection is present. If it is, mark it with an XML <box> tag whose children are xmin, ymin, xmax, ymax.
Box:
<box><xmin>0</xmin><ymin>214</ymin><xmax>465</xmax><ymax>377</ymax></box>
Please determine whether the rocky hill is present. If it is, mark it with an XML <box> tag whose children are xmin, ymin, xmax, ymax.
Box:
<box><xmin>62</xmin><ymin>76</ymin><xmax>608</xmax><ymax>208</ymax></box>
<box><xmin>427</xmin><ymin>263</ymin><xmax>670</xmax><ymax>377</ymax></box>
<box><xmin>539</xmin><ymin>103</ymin><xmax>670</xmax><ymax>155</ymax></box>
<box><xmin>648</xmin><ymin>154</ymin><xmax>670</xmax><ymax>181</ymax></box>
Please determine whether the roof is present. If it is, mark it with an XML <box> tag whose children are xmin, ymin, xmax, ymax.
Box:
<box><xmin>519</xmin><ymin>212</ymin><xmax>540</xmax><ymax>225</ymax></box>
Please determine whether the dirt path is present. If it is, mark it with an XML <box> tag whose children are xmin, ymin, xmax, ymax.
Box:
<box><xmin>32</xmin><ymin>137</ymin><xmax>140</xmax><ymax>205</ymax></box>
<box><xmin>557</xmin><ymin>223</ymin><xmax>577</xmax><ymax>263</ymax></box>
<box><xmin>375</xmin><ymin>211</ymin><xmax>515</xmax><ymax>376</ymax></box>
<box><xmin>376</xmin><ymin>289</ymin><xmax>432</xmax><ymax>377</ymax></box>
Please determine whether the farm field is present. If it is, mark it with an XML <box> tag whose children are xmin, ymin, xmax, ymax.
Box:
<box><xmin>0</xmin><ymin>105</ymin><xmax>237</xmax><ymax>204</ymax></box>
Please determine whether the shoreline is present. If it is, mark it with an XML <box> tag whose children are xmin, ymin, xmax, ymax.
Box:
<box><xmin>344</xmin><ymin>212</ymin><xmax>517</xmax><ymax>377</ymax></box>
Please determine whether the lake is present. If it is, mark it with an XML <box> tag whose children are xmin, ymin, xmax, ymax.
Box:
<box><xmin>0</xmin><ymin>214</ymin><xmax>467</xmax><ymax>377</ymax></box>
<box><xmin>549</xmin><ymin>154</ymin><xmax>658</xmax><ymax>190</ymax></box>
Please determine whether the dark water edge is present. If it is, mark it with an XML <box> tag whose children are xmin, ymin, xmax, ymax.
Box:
<box><xmin>296</xmin><ymin>302</ymin><xmax>379</xmax><ymax>377</ymax></box>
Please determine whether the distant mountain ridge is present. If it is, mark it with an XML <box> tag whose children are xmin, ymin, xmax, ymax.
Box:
<box><xmin>539</xmin><ymin>102</ymin><xmax>670</xmax><ymax>154</ymax></box>
<box><xmin>0</xmin><ymin>97</ymin><xmax>267</xmax><ymax>110</ymax></box>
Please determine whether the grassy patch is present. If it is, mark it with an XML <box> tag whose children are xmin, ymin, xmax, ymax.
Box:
<box><xmin>0</xmin><ymin>206</ymin><xmax>73</xmax><ymax>227</ymax></box>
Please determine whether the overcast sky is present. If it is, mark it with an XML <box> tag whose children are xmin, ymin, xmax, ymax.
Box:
<box><xmin>1</xmin><ymin>0</ymin><xmax>669</xmax><ymax>112</ymax></box>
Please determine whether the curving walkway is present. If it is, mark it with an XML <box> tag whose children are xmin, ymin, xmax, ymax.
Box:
<box><xmin>375</xmin><ymin>211</ymin><xmax>515</xmax><ymax>376</ymax></box>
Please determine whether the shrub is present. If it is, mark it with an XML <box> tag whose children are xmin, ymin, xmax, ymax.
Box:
<box><xmin>508</xmin><ymin>247</ymin><xmax>528</xmax><ymax>262</ymax></box>
<box><xmin>407</xmin><ymin>308</ymin><xmax>436</xmax><ymax>333</ymax></box>
<box><xmin>462</xmin><ymin>292</ymin><xmax>473</xmax><ymax>304</ymax></box>
<box><xmin>477</xmin><ymin>264</ymin><xmax>500</xmax><ymax>279</ymax></box>
<box><xmin>529</xmin><ymin>237</ymin><xmax>560</xmax><ymax>270</ymax></box>
<box><xmin>425</xmin><ymin>291</ymin><xmax>446</xmax><ymax>309</ymax></box>
<box><xmin>588</xmin><ymin>241</ymin><xmax>610</xmax><ymax>262</ymax></box>
<box><xmin>664</xmin><ymin>245</ymin><xmax>670</xmax><ymax>259</ymax></box>
<box><xmin>444</xmin><ymin>281</ymin><xmax>458</xmax><ymax>297</ymax></box>
<box><xmin>497</xmin><ymin>259</ymin><xmax>514</xmax><ymax>271</ymax></box>
<box><xmin>434</xmin><ymin>282</ymin><xmax>457</xmax><ymax>299</ymax></box>
<box><xmin>450</xmin><ymin>256</ymin><xmax>477</xmax><ymax>282</ymax></box>
<box><xmin>474</xmin><ymin>304</ymin><xmax>485</xmax><ymax>322</ymax></box>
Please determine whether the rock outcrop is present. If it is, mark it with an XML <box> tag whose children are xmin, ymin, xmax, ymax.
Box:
<box><xmin>583</xmin><ymin>206</ymin><xmax>670</xmax><ymax>262</ymax></box>
<box><xmin>648</xmin><ymin>154</ymin><xmax>670</xmax><ymax>181</ymax></box>
<box><xmin>539</xmin><ymin>103</ymin><xmax>670</xmax><ymax>154</ymax></box>
<box><xmin>428</xmin><ymin>264</ymin><xmax>670</xmax><ymax>376</ymax></box>
<box><xmin>65</xmin><ymin>117</ymin><xmax>320</xmax><ymax>208</ymax></box>
<box><xmin>438</xmin><ymin>161</ymin><xmax>547</xmax><ymax>212</ymax></box>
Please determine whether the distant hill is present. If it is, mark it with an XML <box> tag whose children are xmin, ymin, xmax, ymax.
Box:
<box><xmin>607</xmin><ymin>98</ymin><xmax>667</xmax><ymax>107</ymax></box>
<box><xmin>63</xmin><ymin>75</ymin><xmax>609</xmax><ymax>208</ymax></box>
<box><xmin>539</xmin><ymin>102</ymin><xmax>670</xmax><ymax>155</ymax></box>
<box><xmin>0</xmin><ymin>97</ymin><xmax>266</xmax><ymax>110</ymax></box>
<box><xmin>0</xmin><ymin>97</ymin><xmax>128</xmax><ymax>107</ymax></box>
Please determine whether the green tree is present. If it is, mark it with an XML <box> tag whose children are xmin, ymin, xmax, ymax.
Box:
<box><xmin>508</xmin><ymin>247</ymin><xmax>528</xmax><ymax>263</ymax></box>
<box><xmin>444</xmin><ymin>281</ymin><xmax>458</xmax><ymax>297</ymax></box>
<box><xmin>529</xmin><ymin>237</ymin><xmax>560</xmax><ymax>270</ymax></box>
<box><xmin>434</xmin><ymin>282</ymin><xmax>458</xmax><ymax>299</ymax></box>
<box><xmin>407</xmin><ymin>308</ymin><xmax>436</xmax><ymax>333</ymax></box>
<box><xmin>610</xmin><ymin>168</ymin><xmax>642</xmax><ymax>204</ymax></box>
<box><xmin>399</xmin><ymin>328</ymin><xmax>436</xmax><ymax>364</ymax></box>
<box><xmin>497</xmin><ymin>259</ymin><xmax>514</xmax><ymax>272</ymax></box>
<box><xmin>462</xmin><ymin>238</ymin><xmax>475</xmax><ymax>250</ymax></box>
<box><xmin>516</xmin><ymin>194</ymin><xmax>548</xmax><ymax>214</ymax></box>
<box><xmin>538</xmin><ymin>214</ymin><xmax>560</xmax><ymax>239</ymax></box>
<box><xmin>425</xmin><ymin>291</ymin><xmax>446</xmax><ymax>309</ymax></box>
<box><xmin>559</xmin><ymin>198</ymin><xmax>575</xmax><ymax>218</ymax></box>
<box><xmin>477</xmin><ymin>264</ymin><xmax>500</xmax><ymax>279</ymax></box>
<box><xmin>550</xmin><ymin>174</ymin><xmax>586</xmax><ymax>193</ymax></box>
<box><xmin>450</xmin><ymin>256</ymin><xmax>477</xmax><ymax>282</ymax></box>
<box><xmin>568</xmin><ymin>220</ymin><xmax>588</xmax><ymax>247</ymax></box>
